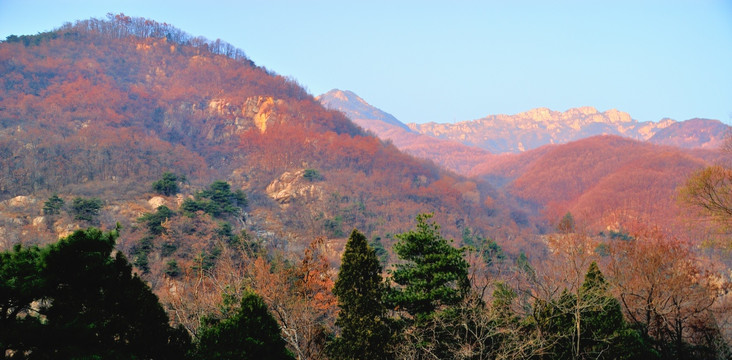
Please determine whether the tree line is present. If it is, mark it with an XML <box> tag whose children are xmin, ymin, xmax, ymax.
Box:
<box><xmin>2</xmin><ymin>211</ymin><xmax>729</xmax><ymax>359</ymax></box>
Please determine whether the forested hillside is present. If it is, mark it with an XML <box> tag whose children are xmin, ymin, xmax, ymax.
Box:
<box><xmin>470</xmin><ymin>135</ymin><xmax>725</xmax><ymax>233</ymax></box>
<box><xmin>0</xmin><ymin>14</ymin><xmax>520</xmax><ymax>247</ymax></box>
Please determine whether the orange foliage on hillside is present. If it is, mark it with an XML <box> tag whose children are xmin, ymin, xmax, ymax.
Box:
<box><xmin>472</xmin><ymin>135</ymin><xmax>719</xmax><ymax>234</ymax></box>
<box><xmin>0</xmin><ymin>14</ymin><xmax>516</xmax><ymax>248</ymax></box>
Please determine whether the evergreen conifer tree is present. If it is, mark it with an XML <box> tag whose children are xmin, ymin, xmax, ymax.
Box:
<box><xmin>329</xmin><ymin>229</ymin><xmax>392</xmax><ymax>360</ymax></box>
<box><xmin>0</xmin><ymin>227</ymin><xmax>191</xmax><ymax>359</ymax></box>
<box><xmin>152</xmin><ymin>172</ymin><xmax>185</xmax><ymax>196</ymax></box>
<box><xmin>390</xmin><ymin>213</ymin><xmax>470</xmax><ymax>322</ymax></box>
<box><xmin>196</xmin><ymin>291</ymin><xmax>294</xmax><ymax>360</ymax></box>
<box><xmin>42</xmin><ymin>193</ymin><xmax>65</xmax><ymax>215</ymax></box>
<box><xmin>535</xmin><ymin>262</ymin><xmax>657</xmax><ymax>359</ymax></box>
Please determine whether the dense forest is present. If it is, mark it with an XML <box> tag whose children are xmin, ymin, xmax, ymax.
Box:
<box><xmin>0</xmin><ymin>14</ymin><xmax>730</xmax><ymax>359</ymax></box>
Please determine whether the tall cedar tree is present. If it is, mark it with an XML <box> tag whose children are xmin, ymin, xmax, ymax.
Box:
<box><xmin>329</xmin><ymin>229</ymin><xmax>392</xmax><ymax>360</ymax></box>
<box><xmin>196</xmin><ymin>291</ymin><xmax>294</xmax><ymax>360</ymax></box>
<box><xmin>390</xmin><ymin>213</ymin><xmax>470</xmax><ymax>322</ymax></box>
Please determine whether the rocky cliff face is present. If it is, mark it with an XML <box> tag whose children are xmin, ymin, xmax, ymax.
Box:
<box><xmin>408</xmin><ymin>107</ymin><xmax>676</xmax><ymax>153</ymax></box>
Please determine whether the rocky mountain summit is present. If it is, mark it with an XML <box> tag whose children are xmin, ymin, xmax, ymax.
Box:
<box><xmin>316</xmin><ymin>89</ymin><xmax>411</xmax><ymax>132</ymax></box>
<box><xmin>408</xmin><ymin>107</ymin><xmax>675</xmax><ymax>153</ymax></box>
<box><xmin>319</xmin><ymin>89</ymin><xmax>729</xmax><ymax>154</ymax></box>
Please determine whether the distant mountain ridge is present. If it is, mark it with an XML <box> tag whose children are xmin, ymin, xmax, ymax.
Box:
<box><xmin>317</xmin><ymin>90</ymin><xmax>726</xmax><ymax>233</ymax></box>
<box><xmin>317</xmin><ymin>90</ymin><xmax>493</xmax><ymax>174</ymax></box>
<box><xmin>409</xmin><ymin>107</ymin><xmax>673</xmax><ymax>153</ymax></box>
<box><xmin>319</xmin><ymin>89</ymin><xmax>728</xmax><ymax>155</ymax></box>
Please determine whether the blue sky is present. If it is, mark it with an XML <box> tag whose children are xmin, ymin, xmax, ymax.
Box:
<box><xmin>1</xmin><ymin>0</ymin><xmax>730</xmax><ymax>124</ymax></box>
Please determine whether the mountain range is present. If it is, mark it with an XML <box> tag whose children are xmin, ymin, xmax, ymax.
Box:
<box><xmin>318</xmin><ymin>89</ymin><xmax>727</xmax><ymax>232</ymax></box>
<box><xmin>318</xmin><ymin>89</ymin><xmax>728</xmax><ymax>155</ymax></box>
<box><xmin>2</xmin><ymin>16</ymin><xmax>729</xmax><ymax>359</ymax></box>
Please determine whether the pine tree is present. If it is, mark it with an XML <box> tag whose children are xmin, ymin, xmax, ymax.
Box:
<box><xmin>2</xmin><ymin>227</ymin><xmax>191</xmax><ymax>359</ymax></box>
<box><xmin>42</xmin><ymin>193</ymin><xmax>65</xmax><ymax>215</ymax></box>
<box><xmin>389</xmin><ymin>213</ymin><xmax>470</xmax><ymax>322</ymax></box>
<box><xmin>70</xmin><ymin>197</ymin><xmax>103</xmax><ymax>222</ymax></box>
<box><xmin>579</xmin><ymin>262</ymin><xmax>656</xmax><ymax>359</ymax></box>
<box><xmin>0</xmin><ymin>243</ymin><xmax>45</xmax><ymax>356</ymax></box>
<box><xmin>152</xmin><ymin>171</ymin><xmax>185</xmax><ymax>196</ymax></box>
<box><xmin>196</xmin><ymin>291</ymin><xmax>294</xmax><ymax>360</ymax></box>
<box><xmin>328</xmin><ymin>229</ymin><xmax>392</xmax><ymax>360</ymax></box>
<box><xmin>535</xmin><ymin>262</ymin><xmax>657</xmax><ymax>360</ymax></box>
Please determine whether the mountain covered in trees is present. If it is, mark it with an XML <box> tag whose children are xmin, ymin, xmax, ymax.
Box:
<box><xmin>1</xmin><ymin>14</ymin><xmax>731</xmax><ymax>360</ymax></box>
<box><xmin>0</xmin><ymin>14</ymin><xmax>523</xmax><ymax>248</ymax></box>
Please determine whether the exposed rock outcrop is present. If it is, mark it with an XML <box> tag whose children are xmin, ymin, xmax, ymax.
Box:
<box><xmin>266</xmin><ymin>169</ymin><xmax>324</xmax><ymax>205</ymax></box>
<box><xmin>148</xmin><ymin>196</ymin><xmax>167</xmax><ymax>209</ymax></box>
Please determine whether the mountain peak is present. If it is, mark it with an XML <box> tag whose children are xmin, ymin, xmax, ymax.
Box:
<box><xmin>317</xmin><ymin>89</ymin><xmax>410</xmax><ymax>131</ymax></box>
<box><xmin>565</xmin><ymin>106</ymin><xmax>599</xmax><ymax>116</ymax></box>
<box><xmin>319</xmin><ymin>89</ymin><xmax>358</xmax><ymax>103</ymax></box>
<box><xmin>519</xmin><ymin>107</ymin><xmax>559</xmax><ymax>121</ymax></box>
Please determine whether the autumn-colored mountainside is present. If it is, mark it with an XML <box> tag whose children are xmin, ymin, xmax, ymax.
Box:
<box><xmin>471</xmin><ymin>135</ymin><xmax>725</xmax><ymax>232</ymax></box>
<box><xmin>406</xmin><ymin>107</ymin><xmax>729</xmax><ymax>153</ymax></box>
<box><xmin>648</xmin><ymin>118</ymin><xmax>730</xmax><ymax>149</ymax></box>
<box><xmin>3</xmin><ymin>16</ymin><xmax>730</xmax><ymax>360</ymax></box>
<box><xmin>316</xmin><ymin>89</ymin><xmax>731</xmax><ymax>235</ymax></box>
<box><xmin>318</xmin><ymin>89</ymin><xmax>494</xmax><ymax>174</ymax></box>
<box><xmin>0</xmin><ymin>15</ymin><xmax>523</xmax><ymax>256</ymax></box>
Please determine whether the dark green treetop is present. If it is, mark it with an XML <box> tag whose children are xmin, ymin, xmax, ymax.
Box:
<box><xmin>0</xmin><ymin>227</ymin><xmax>191</xmax><ymax>359</ymax></box>
<box><xmin>181</xmin><ymin>180</ymin><xmax>247</xmax><ymax>218</ymax></box>
<box><xmin>42</xmin><ymin>193</ymin><xmax>65</xmax><ymax>215</ymax></box>
<box><xmin>534</xmin><ymin>261</ymin><xmax>657</xmax><ymax>360</ymax></box>
<box><xmin>0</xmin><ymin>243</ymin><xmax>45</xmax><ymax>356</ymax></box>
<box><xmin>138</xmin><ymin>205</ymin><xmax>175</xmax><ymax>235</ymax></box>
<box><xmin>152</xmin><ymin>172</ymin><xmax>186</xmax><ymax>196</ymax></box>
<box><xmin>70</xmin><ymin>197</ymin><xmax>103</xmax><ymax>222</ymax></box>
<box><xmin>389</xmin><ymin>213</ymin><xmax>470</xmax><ymax>322</ymax></box>
<box><xmin>196</xmin><ymin>291</ymin><xmax>294</xmax><ymax>360</ymax></box>
<box><xmin>329</xmin><ymin>229</ymin><xmax>393</xmax><ymax>360</ymax></box>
